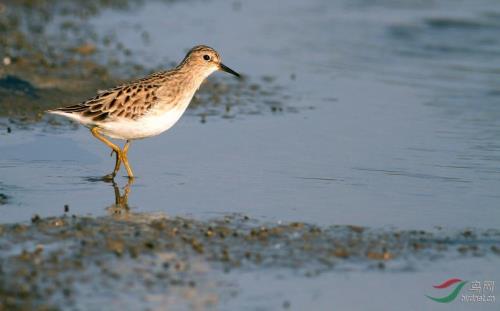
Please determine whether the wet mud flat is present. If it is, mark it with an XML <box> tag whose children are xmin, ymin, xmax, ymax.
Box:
<box><xmin>0</xmin><ymin>212</ymin><xmax>499</xmax><ymax>310</ymax></box>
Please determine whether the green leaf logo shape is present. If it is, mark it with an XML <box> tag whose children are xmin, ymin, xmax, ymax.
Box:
<box><xmin>426</xmin><ymin>280</ymin><xmax>467</xmax><ymax>303</ymax></box>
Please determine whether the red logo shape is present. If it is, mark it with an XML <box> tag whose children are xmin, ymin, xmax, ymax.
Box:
<box><xmin>433</xmin><ymin>278</ymin><xmax>463</xmax><ymax>289</ymax></box>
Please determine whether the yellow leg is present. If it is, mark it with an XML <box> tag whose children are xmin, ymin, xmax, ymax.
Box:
<box><xmin>122</xmin><ymin>140</ymin><xmax>134</xmax><ymax>179</ymax></box>
<box><xmin>111</xmin><ymin>150</ymin><xmax>121</xmax><ymax>176</ymax></box>
<box><xmin>91</xmin><ymin>127</ymin><xmax>122</xmax><ymax>179</ymax></box>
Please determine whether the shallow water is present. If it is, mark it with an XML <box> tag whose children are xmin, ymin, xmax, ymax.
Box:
<box><xmin>222</xmin><ymin>257</ymin><xmax>499</xmax><ymax>311</ymax></box>
<box><xmin>1</xmin><ymin>0</ymin><xmax>500</xmax><ymax>309</ymax></box>
<box><xmin>2</xmin><ymin>0</ymin><xmax>499</xmax><ymax>228</ymax></box>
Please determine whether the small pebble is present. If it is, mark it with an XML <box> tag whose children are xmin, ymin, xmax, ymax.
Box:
<box><xmin>0</xmin><ymin>193</ymin><xmax>7</xmax><ymax>204</ymax></box>
<box><xmin>2</xmin><ymin>57</ymin><xmax>11</xmax><ymax>66</ymax></box>
<box><xmin>31</xmin><ymin>214</ymin><xmax>41</xmax><ymax>223</ymax></box>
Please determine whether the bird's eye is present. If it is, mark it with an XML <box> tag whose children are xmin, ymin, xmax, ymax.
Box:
<box><xmin>203</xmin><ymin>54</ymin><xmax>211</xmax><ymax>61</ymax></box>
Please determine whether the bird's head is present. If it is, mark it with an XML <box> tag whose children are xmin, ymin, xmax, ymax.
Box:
<box><xmin>181</xmin><ymin>45</ymin><xmax>240</xmax><ymax>79</ymax></box>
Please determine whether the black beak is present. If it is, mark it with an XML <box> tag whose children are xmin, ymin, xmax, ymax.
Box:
<box><xmin>219</xmin><ymin>63</ymin><xmax>240</xmax><ymax>78</ymax></box>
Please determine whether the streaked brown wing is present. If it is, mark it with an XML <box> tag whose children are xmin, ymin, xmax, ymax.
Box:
<box><xmin>55</xmin><ymin>82</ymin><xmax>162</xmax><ymax>122</ymax></box>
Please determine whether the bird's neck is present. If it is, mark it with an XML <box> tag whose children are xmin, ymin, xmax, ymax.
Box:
<box><xmin>176</xmin><ymin>63</ymin><xmax>215</xmax><ymax>89</ymax></box>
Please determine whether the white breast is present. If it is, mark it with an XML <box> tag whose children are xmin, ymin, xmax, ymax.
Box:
<box><xmin>99</xmin><ymin>97</ymin><xmax>191</xmax><ymax>140</ymax></box>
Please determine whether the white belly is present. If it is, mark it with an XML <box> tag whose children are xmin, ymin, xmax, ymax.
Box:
<box><xmin>99</xmin><ymin>104</ymin><xmax>189</xmax><ymax>140</ymax></box>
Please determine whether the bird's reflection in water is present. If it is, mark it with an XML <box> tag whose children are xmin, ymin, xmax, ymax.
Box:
<box><xmin>106</xmin><ymin>178</ymin><xmax>134</xmax><ymax>218</ymax></box>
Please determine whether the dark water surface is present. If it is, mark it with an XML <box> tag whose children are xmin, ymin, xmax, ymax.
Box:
<box><xmin>2</xmin><ymin>0</ymin><xmax>499</xmax><ymax>228</ymax></box>
<box><xmin>1</xmin><ymin>0</ymin><xmax>500</xmax><ymax>309</ymax></box>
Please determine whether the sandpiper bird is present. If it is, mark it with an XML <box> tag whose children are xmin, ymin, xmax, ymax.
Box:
<box><xmin>47</xmin><ymin>45</ymin><xmax>240</xmax><ymax>179</ymax></box>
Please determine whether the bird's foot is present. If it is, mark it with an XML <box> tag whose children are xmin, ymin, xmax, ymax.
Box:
<box><xmin>102</xmin><ymin>173</ymin><xmax>116</xmax><ymax>181</ymax></box>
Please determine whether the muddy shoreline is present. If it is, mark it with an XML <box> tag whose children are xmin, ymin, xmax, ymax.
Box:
<box><xmin>1</xmin><ymin>210</ymin><xmax>499</xmax><ymax>310</ymax></box>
